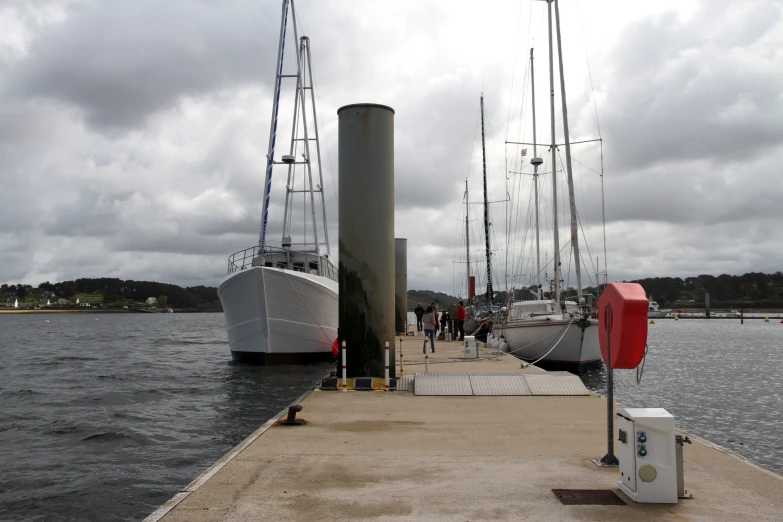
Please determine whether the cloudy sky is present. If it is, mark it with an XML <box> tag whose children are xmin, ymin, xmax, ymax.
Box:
<box><xmin>1</xmin><ymin>0</ymin><xmax>781</xmax><ymax>295</ymax></box>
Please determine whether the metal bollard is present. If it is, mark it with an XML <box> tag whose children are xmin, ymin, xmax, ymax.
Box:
<box><xmin>384</xmin><ymin>341</ymin><xmax>390</xmax><ymax>391</ymax></box>
<box><xmin>424</xmin><ymin>339</ymin><xmax>429</xmax><ymax>373</ymax></box>
<box><xmin>341</xmin><ymin>340</ymin><xmax>347</xmax><ymax>392</ymax></box>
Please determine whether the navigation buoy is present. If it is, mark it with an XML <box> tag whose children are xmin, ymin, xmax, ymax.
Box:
<box><xmin>764</xmin><ymin>317</ymin><xmax>769</xmax><ymax>322</ymax></box>
<box><xmin>649</xmin><ymin>319</ymin><xmax>655</xmax><ymax>324</ymax></box>
<box><xmin>674</xmin><ymin>316</ymin><xmax>679</xmax><ymax>321</ymax></box>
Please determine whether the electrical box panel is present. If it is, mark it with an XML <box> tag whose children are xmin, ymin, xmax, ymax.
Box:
<box><xmin>617</xmin><ymin>408</ymin><xmax>677</xmax><ymax>503</ymax></box>
<box><xmin>464</xmin><ymin>336</ymin><xmax>477</xmax><ymax>358</ymax></box>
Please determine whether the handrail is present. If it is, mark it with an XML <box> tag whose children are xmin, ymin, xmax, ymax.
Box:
<box><xmin>226</xmin><ymin>245</ymin><xmax>337</xmax><ymax>282</ymax></box>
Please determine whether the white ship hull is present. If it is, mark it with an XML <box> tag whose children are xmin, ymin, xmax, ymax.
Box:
<box><xmin>648</xmin><ymin>310</ymin><xmax>668</xmax><ymax>318</ymax></box>
<box><xmin>495</xmin><ymin>317</ymin><xmax>602</xmax><ymax>372</ymax></box>
<box><xmin>218</xmin><ymin>266</ymin><xmax>338</xmax><ymax>363</ymax></box>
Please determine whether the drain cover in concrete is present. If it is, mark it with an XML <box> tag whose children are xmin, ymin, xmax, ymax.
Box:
<box><xmin>552</xmin><ymin>489</ymin><xmax>626</xmax><ymax>505</ymax></box>
<box><xmin>414</xmin><ymin>373</ymin><xmax>472</xmax><ymax>395</ymax></box>
<box><xmin>469</xmin><ymin>375</ymin><xmax>531</xmax><ymax>395</ymax></box>
<box><xmin>525</xmin><ymin>374</ymin><xmax>590</xmax><ymax>395</ymax></box>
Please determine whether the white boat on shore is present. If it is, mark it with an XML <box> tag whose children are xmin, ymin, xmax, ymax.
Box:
<box><xmin>648</xmin><ymin>297</ymin><xmax>669</xmax><ymax>318</ymax></box>
<box><xmin>219</xmin><ymin>0</ymin><xmax>337</xmax><ymax>363</ymax></box>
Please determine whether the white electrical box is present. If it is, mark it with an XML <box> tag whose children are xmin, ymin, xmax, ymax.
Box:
<box><xmin>617</xmin><ymin>408</ymin><xmax>677</xmax><ymax>503</ymax></box>
<box><xmin>464</xmin><ymin>336</ymin><xmax>477</xmax><ymax>358</ymax></box>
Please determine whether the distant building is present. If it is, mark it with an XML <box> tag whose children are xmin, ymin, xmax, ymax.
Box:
<box><xmin>19</xmin><ymin>303</ymin><xmax>31</xmax><ymax>310</ymax></box>
<box><xmin>3</xmin><ymin>291</ymin><xmax>15</xmax><ymax>299</ymax></box>
<box><xmin>38</xmin><ymin>298</ymin><xmax>50</xmax><ymax>307</ymax></box>
<box><xmin>146</xmin><ymin>297</ymin><xmax>157</xmax><ymax>305</ymax></box>
<box><xmin>57</xmin><ymin>298</ymin><xmax>68</xmax><ymax>305</ymax></box>
<box><xmin>69</xmin><ymin>297</ymin><xmax>80</xmax><ymax>305</ymax></box>
<box><xmin>79</xmin><ymin>302</ymin><xmax>91</xmax><ymax>307</ymax></box>
<box><xmin>5</xmin><ymin>297</ymin><xmax>18</xmax><ymax>308</ymax></box>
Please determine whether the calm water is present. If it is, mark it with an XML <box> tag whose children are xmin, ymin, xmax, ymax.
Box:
<box><xmin>0</xmin><ymin>313</ymin><xmax>330</xmax><ymax>522</ymax></box>
<box><xmin>580</xmin><ymin>319</ymin><xmax>783</xmax><ymax>474</ymax></box>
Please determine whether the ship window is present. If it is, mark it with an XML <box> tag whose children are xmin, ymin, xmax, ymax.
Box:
<box><xmin>309</xmin><ymin>261</ymin><xmax>319</xmax><ymax>271</ymax></box>
<box><xmin>265</xmin><ymin>262</ymin><xmax>273</xmax><ymax>267</ymax></box>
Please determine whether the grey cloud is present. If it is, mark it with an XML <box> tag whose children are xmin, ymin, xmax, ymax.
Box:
<box><xmin>9</xmin><ymin>0</ymin><xmax>280</xmax><ymax>130</ymax></box>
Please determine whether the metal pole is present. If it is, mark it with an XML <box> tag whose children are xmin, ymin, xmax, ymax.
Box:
<box><xmin>600</xmin><ymin>303</ymin><xmax>619</xmax><ymax>465</ymax></box>
<box><xmin>740</xmin><ymin>279</ymin><xmax>744</xmax><ymax>324</ymax></box>
<box><xmin>259</xmin><ymin>0</ymin><xmax>290</xmax><ymax>251</ymax></box>
<box><xmin>547</xmin><ymin>0</ymin><xmax>561</xmax><ymax>310</ymax></box>
<box><xmin>399</xmin><ymin>337</ymin><xmax>404</xmax><ymax>378</ymax></box>
<box><xmin>296</xmin><ymin>38</ymin><xmax>321</xmax><ymax>257</ymax></box>
<box><xmin>531</xmin><ymin>48</ymin><xmax>542</xmax><ymax>300</ymax></box>
<box><xmin>465</xmin><ymin>179</ymin><xmax>471</xmax><ymax>306</ymax></box>
<box><xmin>337</xmin><ymin>103</ymin><xmax>395</xmax><ymax>377</ymax></box>
<box><xmin>480</xmin><ymin>95</ymin><xmax>493</xmax><ymax>308</ymax></box>
<box><xmin>341</xmin><ymin>340</ymin><xmax>347</xmax><ymax>392</ymax></box>
<box><xmin>554</xmin><ymin>0</ymin><xmax>582</xmax><ymax>299</ymax></box>
<box><xmin>425</xmin><ymin>340</ymin><xmax>429</xmax><ymax>373</ymax></box>
<box><xmin>384</xmin><ymin>341</ymin><xmax>390</xmax><ymax>391</ymax></box>
<box><xmin>303</xmin><ymin>37</ymin><xmax>330</xmax><ymax>257</ymax></box>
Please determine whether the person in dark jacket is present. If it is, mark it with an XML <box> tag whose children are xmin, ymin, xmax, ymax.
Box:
<box><xmin>414</xmin><ymin>303</ymin><xmax>425</xmax><ymax>331</ymax></box>
<box><xmin>447</xmin><ymin>303</ymin><xmax>459</xmax><ymax>340</ymax></box>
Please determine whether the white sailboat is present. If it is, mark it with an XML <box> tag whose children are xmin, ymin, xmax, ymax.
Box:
<box><xmin>218</xmin><ymin>0</ymin><xmax>337</xmax><ymax>363</ymax></box>
<box><xmin>493</xmin><ymin>0</ymin><xmax>601</xmax><ymax>372</ymax></box>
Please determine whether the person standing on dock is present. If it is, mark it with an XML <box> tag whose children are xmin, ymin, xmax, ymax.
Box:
<box><xmin>457</xmin><ymin>301</ymin><xmax>467</xmax><ymax>341</ymax></box>
<box><xmin>431</xmin><ymin>302</ymin><xmax>439</xmax><ymax>333</ymax></box>
<box><xmin>422</xmin><ymin>306</ymin><xmax>436</xmax><ymax>353</ymax></box>
<box><xmin>448</xmin><ymin>303</ymin><xmax>459</xmax><ymax>340</ymax></box>
<box><xmin>414</xmin><ymin>303</ymin><xmax>425</xmax><ymax>331</ymax></box>
<box><xmin>439</xmin><ymin>309</ymin><xmax>449</xmax><ymax>340</ymax></box>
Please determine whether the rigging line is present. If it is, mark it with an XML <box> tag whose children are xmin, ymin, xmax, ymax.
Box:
<box><xmin>576</xmin><ymin>0</ymin><xmax>602</xmax><ymax>138</ymax></box>
<box><xmin>505</xmin><ymin>0</ymin><xmax>526</xmax><ymax>139</ymax></box>
<box><xmin>570</xmin><ymin>155</ymin><xmax>601</xmax><ymax>176</ymax></box>
<box><xmin>555</xmin><ymin>147</ymin><xmax>597</xmax><ymax>283</ymax></box>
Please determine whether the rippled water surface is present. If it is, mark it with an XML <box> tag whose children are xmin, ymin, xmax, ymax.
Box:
<box><xmin>0</xmin><ymin>313</ymin><xmax>330</xmax><ymax>521</ymax></box>
<box><xmin>580</xmin><ymin>319</ymin><xmax>783</xmax><ymax>474</ymax></box>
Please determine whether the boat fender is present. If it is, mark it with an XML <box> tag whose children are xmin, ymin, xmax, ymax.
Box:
<box><xmin>499</xmin><ymin>342</ymin><xmax>509</xmax><ymax>353</ymax></box>
<box><xmin>331</xmin><ymin>339</ymin><xmax>339</xmax><ymax>357</ymax></box>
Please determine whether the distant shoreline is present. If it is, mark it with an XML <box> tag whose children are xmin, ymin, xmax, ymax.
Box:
<box><xmin>0</xmin><ymin>309</ymin><xmax>141</xmax><ymax>314</ymax></box>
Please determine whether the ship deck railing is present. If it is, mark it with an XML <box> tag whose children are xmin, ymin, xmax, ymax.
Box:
<box><xmin>226</xmin><ymin>245</ymin><xmax>337</xmax><ymax>282</ymax></box>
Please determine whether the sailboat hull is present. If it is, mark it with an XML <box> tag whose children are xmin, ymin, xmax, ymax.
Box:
<box><xmin>218</xmin><ymin>266</ymin><xmax>338</xmax><ymax>364</ymax></box>
<box><xmin>497</xmin><ymin>317</ymin><xmax>602</xmax><ymax>373</ymax></box>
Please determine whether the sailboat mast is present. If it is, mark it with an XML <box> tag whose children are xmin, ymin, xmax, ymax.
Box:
<box><xmin>258</xmin><ymin>0</ymin><xmax>290</xmax><ymax>252</ymax></box>
<box><xmin>531</xmin><ymin>48</ymin><xmax>542</xmax><ymax>300</ymax></box>
<box><xmin>480</xmin><ymin>95</ymin><xmax>493</xmax><ymax>308</ymax></box>
<box><xmin>465</xmin><ymin>178</ymin><xmax>471</xmax><ymax>306</ymax></box>
<box><xmin>547</xmin><ymin>0</ymin><xmax>560</xmax><ymax>310</ymax></box>
<box><xmin>554</xmin><ymin>0</ymin><xmax>582</xmax><ymax>300</ymax></box>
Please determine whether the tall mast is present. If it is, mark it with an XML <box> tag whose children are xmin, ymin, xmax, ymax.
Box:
<box><xmin>465</xmin><ymin>178</ymin><xmax>471</xmax><ymax>306</ymax></box>
<box><xmin>480</xmin><ymin>95</ymin><xmax>493</xmax><ymax>308</ymax></box>
<box><xmin>258</xmin><ymin>0</ymin><xmax>290</xmax><ymax>252</ymax></box>
<box><xmin>530</xmin><ymin>48</ymin><xmax>543</xmax><ymax>300</ymax></box>
<box><xmin>547</xmin><ymin>0</ymin><xmax>560</xmax><ymax>310</ymax></box>
<box><xmin>554</xmin><ymin>0</ymin><xmax>582</xmax><ymax>301</ymax></box>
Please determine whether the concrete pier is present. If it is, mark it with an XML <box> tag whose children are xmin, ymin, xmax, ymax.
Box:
<box><xmin>149</xmin><ymin>339</ymin><xmax>783</xmax><ymax>521</ymax></box>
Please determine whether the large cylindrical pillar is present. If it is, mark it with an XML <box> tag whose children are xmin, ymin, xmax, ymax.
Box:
<box><xmin>395</xmin><ymin>238</ymin><xmax>408</xmax><ymax>335</ymax></box>
<box><xmin>338</xmin><ymin>103</ymin><xmax>395</xmax><ymax>377</ymax></box>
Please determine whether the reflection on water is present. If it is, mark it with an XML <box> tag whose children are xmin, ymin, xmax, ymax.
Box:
<box><xmin>0</xmin><ymin>313</ymin><xmax>330</xmax><ymax>521</ymax></box>
<box><xmin>579</xmin><ymin>319</ymin><xmax>783</xmax><ymax>474</ymax></box>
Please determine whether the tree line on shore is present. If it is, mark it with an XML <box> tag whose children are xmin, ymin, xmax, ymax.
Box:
<box><xmin>2</xmin><ymin>278</ymin><xmax>222</xmax><ymax>311</ymax></box>
<box><xmin>408</xmin><ymin>271</ymin><xmax>783</xmax><ymax>310</ymax></box>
